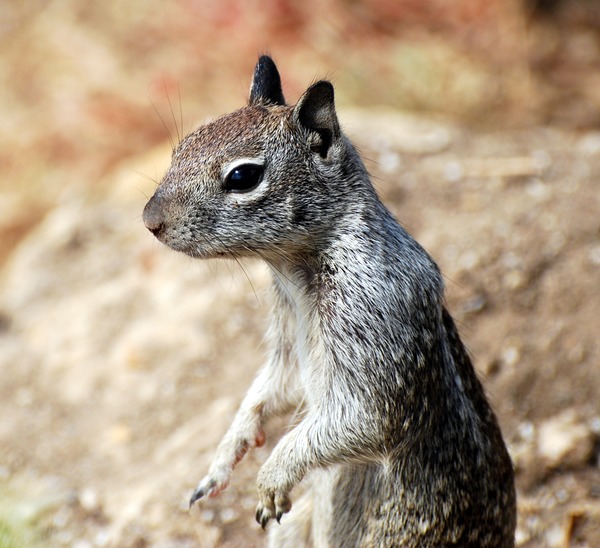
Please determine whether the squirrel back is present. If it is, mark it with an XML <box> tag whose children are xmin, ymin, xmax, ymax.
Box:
<box><xmin>143</xmin><ymin>56</ymin><xmax>516</xmax><ymax>547</ymax></box>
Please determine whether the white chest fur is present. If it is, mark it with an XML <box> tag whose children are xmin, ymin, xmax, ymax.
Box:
<box><xmin>271</xmin><ymin>267</ymin><xmax>326</xmax><ymax>407</ymax></box>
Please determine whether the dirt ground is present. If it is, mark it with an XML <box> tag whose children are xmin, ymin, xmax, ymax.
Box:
<box><xmin>1</xmin><ymin>2</ymin><xmax>599</xmax><ymax>547</ymax></box>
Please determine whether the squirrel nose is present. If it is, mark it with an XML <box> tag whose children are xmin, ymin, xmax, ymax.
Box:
<box><xmin>143</xmin><ymin>195</ymin><xmax>166</xmax><ymax>236</ymax></box>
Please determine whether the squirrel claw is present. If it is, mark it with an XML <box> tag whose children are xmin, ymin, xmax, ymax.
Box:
<box><xmin>189</xmin><ymin>478</ymin><xmax>218</xmax><ymax>508</ymax></box>
<box><xmin>255</xmin><ymin>492</ymin><xmax>290</xmax><ymax>529</ymax></box>
<box><xmin>189</xmin><ymin>486</ymin><xmax>205</xmax><ymax>508</ymax></box>
<box><xmin>257</xmin><ymin>509</ymin><xmax>270</xmax><ymax>529</ymax></box>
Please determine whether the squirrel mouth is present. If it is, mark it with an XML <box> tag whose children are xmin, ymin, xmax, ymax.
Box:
<box><xmin>177</xmin><ymin>245</ymin><xmax>229</xmax><ymax>261</ymax></box>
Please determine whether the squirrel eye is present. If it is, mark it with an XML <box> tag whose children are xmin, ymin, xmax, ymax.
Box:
<box><xmin>223</xmin><ymin>163</ymin><xmax>264</xmax><ymax>193</ymax></box>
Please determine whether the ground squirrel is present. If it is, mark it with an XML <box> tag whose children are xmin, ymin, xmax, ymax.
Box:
<box><xmin>143</xmin><ymin>56</ymin><xmax>516</xmax><ymax>547</ymax></box>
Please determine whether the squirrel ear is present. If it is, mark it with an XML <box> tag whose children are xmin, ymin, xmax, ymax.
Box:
<box><xmin>293</xmin><ymin>81</ymin><xmax>340</xmax><ymax>157</ymax></box>
<box><xmin>249</xmin><ymin>55</ymin><xmax>286</xmax><ymax>106</ymax></box>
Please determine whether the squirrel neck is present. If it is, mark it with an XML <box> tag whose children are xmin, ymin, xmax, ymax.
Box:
<box><xmin>266</xmin><ymin>195</ymin><xmax>382</xmax><ymax>271</ymax></box>
<box><xmin>267</xmin><ymin>197</ymin><xmax>420</xmax><ymax>297</ymax></box>
<box><xmin>265</xmin><ymin>150</ymin><xmax>387</xmax><ymax>271</ymax></box>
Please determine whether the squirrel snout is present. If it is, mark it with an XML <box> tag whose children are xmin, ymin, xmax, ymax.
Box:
<box><xmin>143</xmin><ymin>195</ymin><xmax>166</xmax><ymax>237</ymax></box>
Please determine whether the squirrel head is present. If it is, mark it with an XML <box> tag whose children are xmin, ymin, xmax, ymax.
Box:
<box><xmin>143</xmin><ymin>55</ymin><xmax>364</xmax><ymax>263</ymax></box>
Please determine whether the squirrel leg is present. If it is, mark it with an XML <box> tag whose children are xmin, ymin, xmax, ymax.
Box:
<box><xmin>255</xmin><ymin>403</ymin><xmax>380</xmax><ymax>528</ymax></box>
<box><xmin>189</xmin><ymin>410</ymin><xmax>266</xmax><ymax>506</ymax></box>
<box><xmin>190</xmin><ymin>358</ymin><xmax>297</xmax><ymax>507</ymax></box>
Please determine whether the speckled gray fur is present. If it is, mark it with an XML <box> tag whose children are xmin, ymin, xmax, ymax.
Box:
<box><xmin>143</xmin><ymin>55</ymin><xmax>516</xmax><ymax>547</ymax></box>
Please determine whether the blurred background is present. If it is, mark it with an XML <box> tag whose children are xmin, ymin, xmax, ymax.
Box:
<box><xmin>2</xmin><ymin>0</ymin><xmax>600</xmax><ymax>260</ymax></box>
<box><xmin>0</xmin><ymin>0</ymin><xmax>599</xmax><ymax>546</ymax></box>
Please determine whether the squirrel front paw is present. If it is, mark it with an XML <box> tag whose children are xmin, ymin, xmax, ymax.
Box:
<box><xmin>190</xmin><ymin>427</ymin><xmax>266</xmax><ymax>508</ymax></box>
<box><xmin>189</xmin><ymin>470</ymin><xmax>230</xmax><ymax>507</ymax></box>
<box><xmin>255</xmin><ymin>487</ymin><xmax>292</xmax><ymax>529</ymax></box>
<box><xmin>255</xmin><ymin>465</ymin><xmax>293</xmax><ymax>529</ymax></box>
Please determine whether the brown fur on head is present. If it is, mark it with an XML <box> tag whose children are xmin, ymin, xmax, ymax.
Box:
<box><xmin>143</xmin><ymin>56</ymin><xmax>362</xmax><ymax>263</ymax></box>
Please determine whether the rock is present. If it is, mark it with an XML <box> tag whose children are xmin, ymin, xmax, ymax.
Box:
<box><xmin>537</xmin><ymin>409</ymin><xmax>595</xmax><ymax>470</ymax></box>
<box><xmin>78</xmin><ymin>487</ymin><xmax>101</xmax><ymax>513</ymax></box>
<box><xmin>342</xmin><ymin>108</ymin><xmax>453</xmax><ymax>154</ymax></box>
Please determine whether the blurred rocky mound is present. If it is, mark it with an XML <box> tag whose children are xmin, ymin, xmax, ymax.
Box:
<box><xmin>2</xmin><ymin>0</ymin><xmax>600</xmax><ymax>264</ymax></box>
<box><xmin>1</xmin><ymin>109</ymin><xmax>599</xmax><ymax>546</ymax></box>
<box><xmin>1</xmin><ymin>1</ymin><xmax>599</xmax><ymax>546</ymax></box>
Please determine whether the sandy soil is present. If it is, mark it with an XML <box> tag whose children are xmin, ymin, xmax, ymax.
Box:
<box><xmin>1</xmin><ymin>108</ymin><xmax>599</xmax><ymax>547</ymax></box>
<box><xmin>1</xmin><ymin>2</ymin><xmax>600</xmax><ymax>547</ymax></box>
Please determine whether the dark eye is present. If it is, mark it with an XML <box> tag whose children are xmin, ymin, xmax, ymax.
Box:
<box><xmin>223</xmin><ymin>163</ymin><xmax>264</xmax><ymax>193</ymax></box>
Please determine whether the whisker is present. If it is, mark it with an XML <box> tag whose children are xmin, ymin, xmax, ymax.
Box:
<box><xmin>254</xmin><ymin>249</ymin><xmax>299</xmax><ymax>307</ymax></box>
<box><xmin>178</xmin><ymin>82</ymin><xmax>185</xmax><ymax>139</ymax></box>
<box><xmin>148</xmin><ymin>84</ymin><xmax>175</xmax><ymax>152</ymax></box>
<box><xmin>164</xmin><ymin>76</ymin><xmax>181</xmax><ymax>145</ymax></box>
<box><xmin>234</xmin><ymin>252</ymin><xmax>261</xmax><ymax>307</ymax></box>
<box><xmin>212</xmin><ymin>235</ymin><xmax>261</xmax><ymax>306</ymax></box>
<box><xmin>133</xmin><ymin>169</ymin><xmax>160</xmax><ymax>188</ymax></box>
